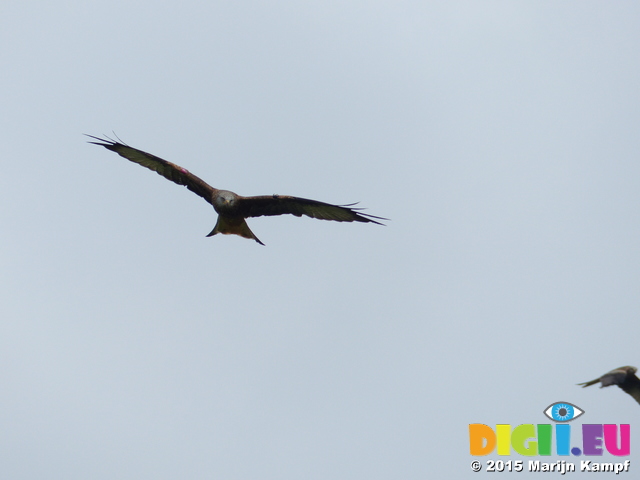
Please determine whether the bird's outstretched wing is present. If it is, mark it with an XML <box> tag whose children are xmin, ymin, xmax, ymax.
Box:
<box><xmin>578</xmin><ymin>366</ymin><xmax>640</xmax><ymax>405</ymax></box>
<box><xmin>87</xmin><ymin>135</ymin><xmax>217</xmax><ymax>204</ymax></box>
<box><xmin>237</xmin><ymin>195</ymin><xmax>386</xmax><ymax>224</ymax></box>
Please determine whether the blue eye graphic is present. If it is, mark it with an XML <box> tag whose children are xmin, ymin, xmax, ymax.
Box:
<box><xmin>543</xmin><ymin>402</ymin><xmax>584</xmax><ymax>422</ymax></box>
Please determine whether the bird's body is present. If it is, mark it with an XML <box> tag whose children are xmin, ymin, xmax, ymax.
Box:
<box><xmin>578</xmin><ymin>366</ymin><xmax>640</xmax><ymax>405</ymax></box>
<box><xmin>88</xmin><ymin>135</ymin><xmax>385</xmax><ymax>245</ymax></box>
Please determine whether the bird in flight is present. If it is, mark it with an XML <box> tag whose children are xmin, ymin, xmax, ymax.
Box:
<box><xmin>88</xmin><ymin>135</ymin><xmax>385</xmax><ymax>245</ymax></box>
<box><xmin>578</xmin><ymin>366</ymin><xmax>640</xmax><ymax>405</ymax></box>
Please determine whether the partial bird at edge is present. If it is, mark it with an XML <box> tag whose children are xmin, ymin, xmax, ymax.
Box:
<box><xmin>578</xmin><ymin>365</ymin><xmax>640</xmax><ymax>406</ymax></box>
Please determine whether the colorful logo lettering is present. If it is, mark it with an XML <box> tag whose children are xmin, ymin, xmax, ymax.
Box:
<box><xmin>469</xmin><ymin>423</ymin><xmax>630</xmax><ymax>456</ymax></box>
<box><xmin>469</xmin><ymin>402</ymin><xmax>630</xmax><ymax>457</ymax></box>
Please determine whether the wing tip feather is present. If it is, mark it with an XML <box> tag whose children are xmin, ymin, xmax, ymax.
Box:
<box><xmin>85</xmin><ymin>133</ymin><xmax>128</xmax><ymax>148</ymax></box>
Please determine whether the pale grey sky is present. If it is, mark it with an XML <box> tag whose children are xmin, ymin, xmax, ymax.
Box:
<box><xmin>2</xmin><ymin>1</ymin><xmax>640</xmax><ymax>478</ymax></box>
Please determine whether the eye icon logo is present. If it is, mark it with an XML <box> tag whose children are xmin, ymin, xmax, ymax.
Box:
<box><xmin>543</xmin><ymin>402</ymin><xmax>584</xmax><ymax>422</ymax></box>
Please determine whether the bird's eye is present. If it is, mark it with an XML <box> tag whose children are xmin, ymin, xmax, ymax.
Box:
<box><xmin>543</xmin><ymin>402</ymin><xmax>584</xmax><ymax>422</ymax></box>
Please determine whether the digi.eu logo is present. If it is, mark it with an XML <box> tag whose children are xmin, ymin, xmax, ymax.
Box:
<box><xmin>469</xmin><ymin>401</ymin><xmax>630</xmax><ymax>456</ymax></box>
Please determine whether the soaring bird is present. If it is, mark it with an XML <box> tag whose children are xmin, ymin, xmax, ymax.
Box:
<box><xmin>578</xmin><ymin>366</ymin><xmax>640</xmax><ymax>405</ymax></box>
<box><xmin>88</xmin><ymin>135</ymin><xmax>386</xmax><ymax>245</ymax></box>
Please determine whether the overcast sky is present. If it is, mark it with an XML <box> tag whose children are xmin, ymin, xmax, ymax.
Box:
<box><xmin>2</xmin><ymin>1</ymin><xmax>639</xmax><ymax>478</ymax></box>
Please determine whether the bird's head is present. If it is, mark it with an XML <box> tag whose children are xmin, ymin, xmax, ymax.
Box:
<box><xmin>213</xmin><ymin>190</ymin><xmax>238</xmax><ymax>212</ymax></box>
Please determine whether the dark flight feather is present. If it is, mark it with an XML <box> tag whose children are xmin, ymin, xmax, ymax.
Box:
<box><xmin>86</xmin><ymin>135</ymin><xmax>217</xmax><ymax>203</ymax></box>
<box><xmin>237</xmin><ymin>195</ymin><xmax>385</xmax><ymax>224</ymax></box>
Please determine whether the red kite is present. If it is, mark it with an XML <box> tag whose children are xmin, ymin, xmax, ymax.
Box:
<box><xmin>578</xmin><ymin>366</ymin><xmax>640</xmax><ymax>405</ymax></box>
<box><xmin>88</xmin><ymin>135</ymin><xmax>385</xmax><ymax>245</ymax></box>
